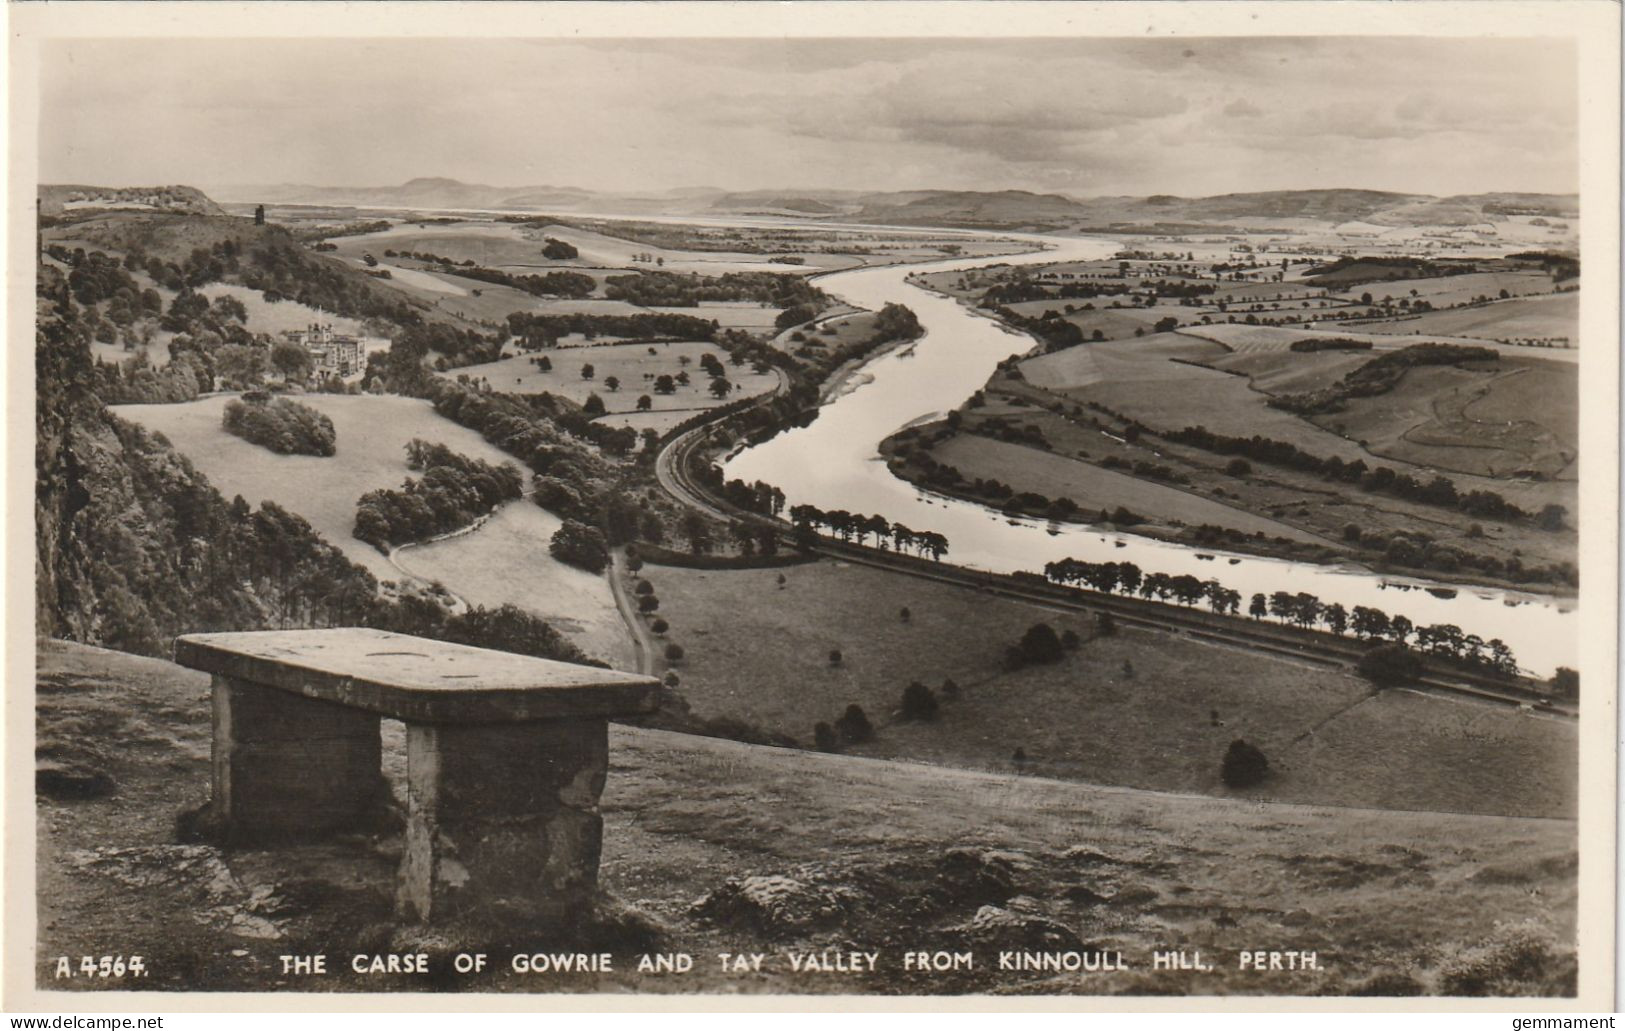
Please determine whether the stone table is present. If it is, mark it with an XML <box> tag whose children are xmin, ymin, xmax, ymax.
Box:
<box><xmin>174</xmin><ymin>627</ymin><xmax>661</xmax><ymax>924</ymax></box>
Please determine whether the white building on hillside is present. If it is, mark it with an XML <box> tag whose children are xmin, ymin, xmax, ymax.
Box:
<box><xmin>284</xmin><ymin>323</ymin><xmax>364</xmax><ymax>377</ymax></box>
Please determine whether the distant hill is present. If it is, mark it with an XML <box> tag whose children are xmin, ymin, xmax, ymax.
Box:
<box><xmin>196</xmin><ymin>177</ymin><xmax>1579</xmax><ymax>232</ymax></box>
<box><xmin>39</xmin><ymin>184</ymin><xmax>224</xmax><ymax>217</ymax></box>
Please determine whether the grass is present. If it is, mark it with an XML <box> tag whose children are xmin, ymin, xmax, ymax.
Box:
<box><xmin>1309</xmin><ymin>360</ymin><xmax>1577</xmax><ymax>481</ymax></box>
<box><xmin>924</xmin><ymin>433</ymin><xmax>1325</xmax><ymax>543</ymax></box>
<box><xmin>392</xmin><ymin>500</ymin><xmax>634</xmax><ymax>669</ymax></box>
<box><xmin>1343</xmin><ymin>294</ymin><xmax>1577</xmax><ymax>343</ymax></box>
<box><xmin>643</xmin><ymin>559</ymin><xmax>1574</xmax><ymax>818</ymax></box>
<box><xmin>35</xmin><ymin>639</ymin><xmax>1579</xmax><ymax>996</ymax></box>
<box><xmin>443</xmin><ymin>341</ymin><xmax>779</xmax><ymax>414</ymax></box>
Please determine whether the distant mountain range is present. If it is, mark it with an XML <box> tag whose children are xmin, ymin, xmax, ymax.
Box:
<box><xmin>54</xmin><ymin>177</ymin><xmax>1578</xmax><ymax>231</ymax></box>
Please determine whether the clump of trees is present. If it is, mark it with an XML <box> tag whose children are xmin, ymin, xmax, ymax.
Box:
<box><xmin>221</xmin><ymin>396</ymin><xmax>336</xmax><ymax>456</ymax></box>
<box><xmin>786</xmin><ymin>503</ymin><xmax>949</xmax><ymax>560</ymax></box>
<box><xmin>1271</xmin><ymin>343</ymin><xmax>1500</xmax><ymax>415</ymax></box>
<box><xmin>1004</xmin><ymin>622</ymin><xmax>1065</xmax><ymax>670</ymax></box>
<box><xmin>602</xmin><ymin>269</ymin><xmax>829</xmax><ymax>310</ymax></box>
<box><xmin>549</xmin><ymin>518</ymin><xmax>609</xmax><ymax>573</ymax></box>
<box><xmin>353</xmin><ymin>441</ymin><xmax>523</xmax><ymax>551</ymax></box>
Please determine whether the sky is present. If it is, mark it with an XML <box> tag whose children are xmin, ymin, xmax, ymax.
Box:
<box><xmin>38</xmin><ymin>36</ymin><xmax>1578</xmax><ymax>198</ymax></box>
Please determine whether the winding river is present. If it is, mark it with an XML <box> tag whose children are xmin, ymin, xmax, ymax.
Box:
<box><xmin>723</xmin><ymin>233</ymin><xmax>1577</xmax><ymax>677</ymax></box>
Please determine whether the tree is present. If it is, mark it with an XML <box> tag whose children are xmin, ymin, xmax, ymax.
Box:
<box><xmin>650</xmin><ymin>617</ymin><xmax>669</xmax><ymax>634</ymax></box>
<box><xmin>1225</xmin><ymin>457</ymin><xmax>1251</xmax><ymax>476</ymax></box>
<box><xmin>828</xmin><ymin>648</ymin><xmax>843</xmax><ymax>666</ymax></box>
<box><xmin>776</xmin><ymin>304</ymin><xmax>816</xmax><ymax>331</ymax></box>
<box><xmin>709</xmin><ymin>376</ymin><xmax>732</xmax><ymax>399</ymax></box>
<box><xmin>899</xmin><ymin>606</ymin><xmax>911</xmax><ymax>622</ymax></box>
<box><xmin>583</xmin><ymin>392</ymin><xmax>606</xmax><ymax>416</ymax></box>
<box><xmin>1154</xmin><ymin>316</ymin><xmax>1179</xmax><ymax>333</ymax></box>
<box><xmin>580</xmin><ymin>363</ymin><xmax>595</xmax><ymax>380</ymax></box>
<box><xmin>271</xmin><ymin>341</ymin><xmax>312</xmax><ymax>383</ymax></box>
<box><xmin>1551</xmin><ymin>667</ymin><xmax>1579</xmax><ymax>700</ymax></box>
<box><xmin>636</xmin><ymin>394</ymin><xmax>653</xmax><ymax>411</ymax></box>
<box><xmin>637</xmin><ymin>594</ymin><xmax>660</xmax><ymax>613</ymax></box>
<box><xmin>660</xmin><ymin>642</ymin><xmax>685</xmax><ymax>664</ymax></box>
<box><xmin>1220</xmin><ymin>739</ymin><xmax>1269</xmax><ymax>788</ymax></box>
<box><xmin>654</xmin><ymin>374</ymin><xmax>676</xmax><ymax>395</ymax></box>
<box><xmin>835</xmin><ymin>704</ymin><xmax>873</xmax><ymax>744</ymax></box>
<box><xmin>1357</xmin><ymin>643</ymin><xmax>1422</xmax><ymax>687</ymax></box>
<box><xmin>813</xmin><ymin>722</ymin><xmax>839</xmax><ymax>752</ymax></box>
<box><xmin>1249</xmin><ymin>593</ymin><xmax>1268</xmax><ymax>619</ymax></box>
<box><xmin>604</xmin><ymin>375</ymin><xmax>620</xmax><ymax>392</ymax></box>
<box><xmin>1008</xmin><ymin>622</ymin><xmax>1065</xmax><ymax>668</ymax></box>
<box><xmin>900</xmin><ymin>681</ymin><xmax>940</xmax><ymax>721</ymax></box>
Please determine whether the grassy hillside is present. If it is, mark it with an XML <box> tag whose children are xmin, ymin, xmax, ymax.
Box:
<box><xmin>640</xmin><ymin>559</ymin><xmax>1575</xmax><ymax>819</ymax></box>
<box><xmin>36</xmin><ymin>640</ymin><xmax>1577</xmax><ymax>996</ymax></box>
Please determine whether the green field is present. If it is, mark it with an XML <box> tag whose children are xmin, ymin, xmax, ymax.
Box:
<box><xmin>644</xmin><ymin>559</ymin><xmax>1574</xmax><ymax>818</ymax></box>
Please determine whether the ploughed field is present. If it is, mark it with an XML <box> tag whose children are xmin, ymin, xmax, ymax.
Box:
<box><xmin>637</xmin><ymin>559</ymin><xmax>1575</xmax><ymax>820</ymax></box>
<box><xmin>37</xmin><ymin>640</ymin><xmax>1578</xmax><ymax>996</ymax></box>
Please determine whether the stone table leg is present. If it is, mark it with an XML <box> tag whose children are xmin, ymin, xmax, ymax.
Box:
<box><xmin>398</xmin><ymin>718</ymin><xmax>608</xmax><ymax>924</ymax></box>
<box><xmin>211</xmin><ymin>674</ymin><xmax>386</xmax><ymax>843</ymax></box>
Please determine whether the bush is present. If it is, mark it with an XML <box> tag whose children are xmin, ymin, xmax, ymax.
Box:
<box><xmin>549</xmin><ymin>519</ymin><xmax>609</xmax><ymax>573</ymax></box>
<box><xmin>222</xmin><ymin>397</ymin><xmax>336</xmax><ymax>456</ymax></box>
<box><xmin>1225</xmin><ymin>457</ymin><xmax>1251</xmax><ymax>477</ymax></box>
<box><xmin>828</xmin><ymin>648</ymin><xmax>842</xmax><ymax>666</ymax></box>
<box><xmin>634</xmin><ymin>579</ymin><xmax>654</xmax><ymax>595</ymax></box>
<box><xmin>638</xmin><ymin>595</ymin><xmax>660</xmax><ymax>613</ymax></box>
<box><xmin>900</xmin><ymin>681</ymin><xmax>940</xmax><ymax>721</ymax></box>
<box><xmin>664</xmin><ymin>642</ymin><xmax>685</xmax><ymax>662</ymax></box>
<box><xmin>834</xmin><ymin>704</ymin><xmax>874</xmax><ymax>744</ymax></box>
<box><xmin>1357</xmin><ymin>643</ymin><xmax>1423</xmax><ymax>687</ymax></box>
<box><xmin>1220</xmin><ymin>739</ymin><xmax>1269</xmax><ymax>787</ymax></box>
<box><xmin>650</xmin><ymin>617</ymin><xmax>669</xmax><ymax>635</ymax></box>
<box><xmin>1096</xmin><ymin>611</ymin><xmax>1117</xmax><ymax>636</ymax></box>
<box><xmin>940</xmin><ymin>677</ymin><xmax>959</xmax><ymax>699</ymax></box>
<box><xmin>813</xmin><ymin>722</ymin><xmax>839</xmax><ymax>752</ymax></box>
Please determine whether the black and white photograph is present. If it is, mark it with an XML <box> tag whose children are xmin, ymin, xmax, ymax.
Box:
<box><xmin>8</xmin><ymin>0</ymin><xmax>1619</xmax><ymax>1011</ymax></box>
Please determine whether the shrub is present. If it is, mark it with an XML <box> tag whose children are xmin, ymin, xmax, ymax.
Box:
<box><xmin>1096</xmin><ymin>611</ymin><xmax>1117</xmax><ymax>636</ymax></box>
<box><xmin>900</xmin><ymin>681</ymin><xmax>940</xmax><ymax>721</ymax></box>
<box><xmin>940</xmin><ymin>677</ymin><xmax>959</xmax><ymax>700</ymax></box>
<box><xmin>1225</xmin><ymin>457</ymin><xmax>1251</xmax><ymax>476</ymax></box>
<box><xmin>1357</xmin><ymin>643</ymin><xmax>1423</xmax><ymax>687</ymax></box>
<box><xmin>664</xmin><ymin>642</ymin><xmax>685</xmax><ymax>662</ymax></box>
<box><xmin>813</xmin><ymin>722</ymin><xmax>839</xmax><ymax>752</ymax></box>
<box><xmin>662</xmin><ymin>671</ymin><xmax>680</xmax><ymax>688</ymax></box>
<box><xmin>828</xmin><ymin>648</ymin><xmax>842</xmax><ymax>666</ymax></box>
<box><xmin>650</xmin><ymin>618</ymin><xmax>669</xmax><ymax>635</ymax></box>
<box><xmin>634</xmin><ymin>579</ymin><xmax>654</xmax><ymax>595</ymax></box>
<box><xmin>222</xmin><ymin>397</ymin><xmax>336</xmax><ymax>456</ymax></box>
<box><xmin>549</xmin><ymin>519</ymin><xmax>609</xmax><ymax>573</ymax></box>
<box><xmin>1220</xmin><ymin>739</ymin><xmax>1269</xmax><ymax>787</ymax></box>
<box><xmin>834</xmin><ymin>704</ymin><xmax>874</xmax><ymax>744</ymax></box>
<box><xmin>638</xmin><ymin>595</ymin><xmax>660</xmax><ymax>613</ymax></box>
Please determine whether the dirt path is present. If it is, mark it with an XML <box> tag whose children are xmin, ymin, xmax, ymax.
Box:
<box><xmin>608</xmin><ymin>547</ymin><xmax>656</xmax><ymax>676</ymax></box>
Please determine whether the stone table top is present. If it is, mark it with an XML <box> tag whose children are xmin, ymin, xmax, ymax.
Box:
<box><xmin>175</xmin><ymin>628</ymin><xmax>661</xmax><ymax>723</ymax></box>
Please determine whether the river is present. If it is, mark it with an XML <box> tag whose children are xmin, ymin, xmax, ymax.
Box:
<box><xmin>723</xmin><ymin>233</ymin><xmax>1577</xmax><ymax>677</ymax></box>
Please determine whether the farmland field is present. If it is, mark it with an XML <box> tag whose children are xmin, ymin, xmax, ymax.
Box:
<box><xmin>444</xmin><ymin>341</ymin><xmax>779</xmax><ymax>413</ymax></box>
<box><xmin>646</xmin><ymin>559</ymin><xmax>1575</xmax><ymax>818</ymax></box>
<box><xmin>1342</xmin><ymin>293</ymin><xmax>1578</xmax><ymax>343</ymax></box>
<box><xmin>1325</xmin><ymin>270</ymin><xmax>1557</xmax><ymax>305</ymax></box>
<box><xmin>1306</xmin><ymin>360</ymin><xmax>1578</xmax><ymax>480</ymax></box>
<box><xmin>927</xmin><ymin>434</ymin><xmax>1326</xmax><ymax>542</ymax></box>
<box><xmin>392</xmin><ymin>500</ymin><xmax>634</xmax><ymax>668</ymax></box>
